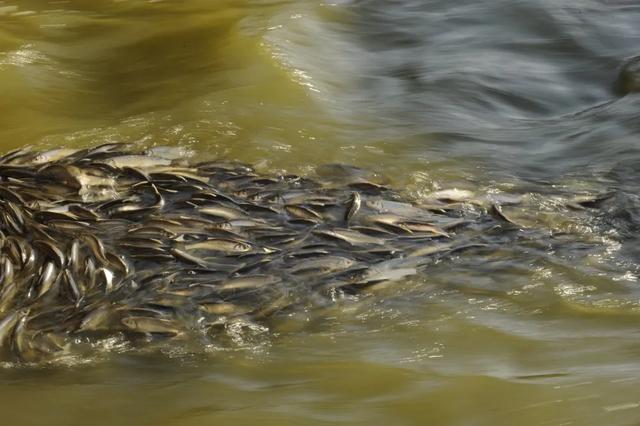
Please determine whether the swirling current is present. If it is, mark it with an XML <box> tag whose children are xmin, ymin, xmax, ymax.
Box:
<box><xmin>1</xmin><ymin>1</ymin><xmax>640</xmax><ymax>425</ymax></box>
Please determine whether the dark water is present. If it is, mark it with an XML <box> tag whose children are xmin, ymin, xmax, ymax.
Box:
<box><xmin>335</xmin><ymin>1</ymin><xmax>640</xmax><ymax>175</ymax></box>
<box><xmin>1</xmin><ymin>0</ymin><xmax>640</xmax><ymax>424</ymax></box>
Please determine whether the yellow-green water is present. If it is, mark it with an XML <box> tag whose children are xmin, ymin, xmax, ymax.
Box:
<box><xmin>2</xmin><ymin>1</ymin><xmax>640</xmax><ymax>424</ymax></box>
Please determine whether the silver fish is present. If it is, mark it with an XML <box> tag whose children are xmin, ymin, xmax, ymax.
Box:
<box><xmin>344</xmin><ymin>192</ymin><xmax>361</xmax><ymax>226</ymax></box>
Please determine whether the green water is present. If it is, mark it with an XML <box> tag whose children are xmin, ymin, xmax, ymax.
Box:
<box><xmin>1</xmin><ymin>1</ymin><xmax>640</xmax><ymax>424</ymax></box>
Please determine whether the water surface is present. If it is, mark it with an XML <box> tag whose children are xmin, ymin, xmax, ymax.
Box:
<box><xmin>1</xmin><ymin>1</ymin><xmax>640</xmax><ymax>424</ymax></box>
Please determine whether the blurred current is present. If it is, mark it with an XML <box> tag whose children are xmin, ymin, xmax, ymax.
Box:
<box><xmin>1</xmin><ymin>1</ymin><xmax>640</xmax><ymax>425</ymax></box>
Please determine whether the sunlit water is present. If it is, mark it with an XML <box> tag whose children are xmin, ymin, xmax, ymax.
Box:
<box><xmin>1</xmin><ymin>0</ymin><xmax>640</xmax><ymax>424</ymax></box>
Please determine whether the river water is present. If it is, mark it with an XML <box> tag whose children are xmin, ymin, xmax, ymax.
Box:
<box><xmin>1</xmin><ymin>1</ymin><xmax>640</xmax><ymax>424</ymax></box>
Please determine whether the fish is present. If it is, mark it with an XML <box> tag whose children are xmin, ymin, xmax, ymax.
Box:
<box><xmin>121</xmin><ymin>316</ymin><xmax>182</xmax><ymax>336</ymax></box>
<box><xmin>199</xmin><ymin>205</ymin><xmax>247</xmax><ymax>220</ymax></box>
<box><xmin>199</xmin><ymin>302</ymin><xmax>253</xmax><ymax>315</ymax></box>
<box><xmin>313</xmin><ymin>229</ymin><xmax>385</xmax><ymax>246</ymax></box>
<box><xmin>206</xmin><ymin>275</ymin><xmax>282</xmax><ymax>292</ymax></box>
<box><xmin>29</xmin><ymin>262</ymin><xmax>58</xmax><ymax>300</ymax></box>
<box><xmin>0</xmin><ymin>258</ymin><xmax>17</xmax><ymax>313</ymax></box>
<box><xmin>0</xmin><ymin>143</ymin><xmax>532</xmax><ymax>363</ymax></box>
<box><xmin>289</xmin><ymin>256</ymin><xmax>357</xmax><ymax>276</ymax></box>
<box><xmin>0</xmin><ymin>309</ymin><xmax>27</xmax><ymax>347</ymax></box>
<box><xmin>285</xmin><ymin>204</ymin><xmax>322</xmax><ymax>222</ymax></box>
<box><xmin>344</xmin><ymin>192</ymin><xmax>361</xmax><ymax>226</ymax></box>
<box><xmin>102</xmin><ymin>155</ymin><xmax>172</xmax><ymax>170</ymax></box>
<box><xmin>185</xmin><ymin>239</ymin><xmax>253</xmax><ymax>253</ymax></box>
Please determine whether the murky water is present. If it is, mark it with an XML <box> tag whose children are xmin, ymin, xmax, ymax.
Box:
<box><xmin>1</xmin><ymin>0</ymin><xmax>640</xmax><ymax>424</ymax></box>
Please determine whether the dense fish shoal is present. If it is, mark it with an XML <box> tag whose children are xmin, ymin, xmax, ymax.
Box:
<box><xmin>0</xmin><ymin>143</ymin><xmax>604</xmax><ymax>364</ymax></box>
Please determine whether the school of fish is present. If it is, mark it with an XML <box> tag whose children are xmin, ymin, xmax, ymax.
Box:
<box><xmin>0</xmin><ymin>143</ymin><xmax>555</xmax><ymax>363</ymax></box>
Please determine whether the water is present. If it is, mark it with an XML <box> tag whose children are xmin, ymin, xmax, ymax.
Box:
<box><xmin>1</xmin><ymin>0</ymin><xmax>640</xmax><ymax>424</ymax></box>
